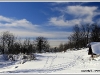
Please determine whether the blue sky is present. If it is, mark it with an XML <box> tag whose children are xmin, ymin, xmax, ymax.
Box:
<box><xmin>0</xmin><ymin>2</ymin><xmax>100</xmax><ymax>47</ymax></box>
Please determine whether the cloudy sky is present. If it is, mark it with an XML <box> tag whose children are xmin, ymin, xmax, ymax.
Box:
<box><xmin>0</xmin><ymin>2</ymin><xmax>100</xmax><ymax>47</ymax></box>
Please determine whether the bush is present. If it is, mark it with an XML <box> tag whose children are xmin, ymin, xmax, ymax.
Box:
<box><xmin>7</xmin><ymin>53</ymin><xmax>36</xmax><ymax>62</ymax></box>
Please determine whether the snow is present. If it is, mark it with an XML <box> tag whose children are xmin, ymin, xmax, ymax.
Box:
<box><xmin>90</xmin><ymin>42</ymin><xmax>100</xmax><ymax>54</ymax></box>
<box><xmin>0</xmin><ymin>48</ymin><xmax>100</xmax><ymax>74</ymax></box>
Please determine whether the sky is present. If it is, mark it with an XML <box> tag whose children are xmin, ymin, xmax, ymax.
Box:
<box><xmin>0</xmin><ymin>2</ymin><xmax>100</xmax><ymax>47</ymax></box>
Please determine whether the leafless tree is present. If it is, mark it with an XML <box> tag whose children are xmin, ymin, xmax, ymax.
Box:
<box><xmin>22</xmin><ymin>38</ymin><xmax>34</xmax><ymax>54</ymax></box>
<box><xmin>58</xmin><ymin>43</ymin><xmax>64</xmax><ymax>52</ymax></box>
<box><xmin>91</xmin><ymin>24</ymin><xmax>100</xmax><ymax>42</ymax></box>
<box><xmin>35</xmin><ymin>37</ymin><xmax>50</xmax><ymax>53</ymax></box>
<box><xmin>0</xmin><ymin>31</ymin><xmax>16</xmax><ymax>54</ymax></box>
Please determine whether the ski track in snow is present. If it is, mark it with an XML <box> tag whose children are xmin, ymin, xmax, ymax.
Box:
<box><xmin>0</xmin><ymin>48</ymin><xmax>99</xmax><ymax>74</ymax></box>
<box><xmin>0</xmin><ymin>56</ymin><xmax>79</xmax><ymax>73</ymax></box>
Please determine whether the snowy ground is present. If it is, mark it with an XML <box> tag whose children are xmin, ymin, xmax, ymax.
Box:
<box><xmin>0</xmin><ymin>48</ymin><xmax>100</xmax><ymax>74</ymax></box>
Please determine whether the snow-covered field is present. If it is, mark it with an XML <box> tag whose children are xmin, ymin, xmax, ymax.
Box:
<box><xmin>0</xmin><ymin>48</ymin><xmax>100</xmax><ymax>74</ymax></box>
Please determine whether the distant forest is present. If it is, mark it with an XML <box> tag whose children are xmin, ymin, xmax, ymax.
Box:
<box><xmin>0</xmin><ymin>23</ymin><xmax>100</xmax><ymax>54</ymax></box>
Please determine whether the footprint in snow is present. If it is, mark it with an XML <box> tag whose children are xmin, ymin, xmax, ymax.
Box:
<box><xmin>15</xmin><ymin>66</ymin><xmax>18</xmax><ymax>68</ymax></box>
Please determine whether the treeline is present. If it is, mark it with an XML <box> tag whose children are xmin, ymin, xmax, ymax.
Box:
<box><xmin>58</xmin><ymin>23</ymin><xmax>100</xmax><ymax>51</ymax></box>
<box><xmin>1</xmin><ymin>23</ymin><xmax>100</xmax><ymax>54</ymax></box>
<box><xmin>0</xmin><ymin>31</ymin><xmax>50</xmax><ymax>54</ymax></box>
<box><xmin>0</xmin><ymin>31</ymin><xmax>71</xmax><ymax>54</ymax></box>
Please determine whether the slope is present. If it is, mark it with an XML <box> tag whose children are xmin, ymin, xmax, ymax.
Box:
<box><xmin>0</xmin><ymin>48</ymin><xmax>100</xmax><ymax>74</ymax></box>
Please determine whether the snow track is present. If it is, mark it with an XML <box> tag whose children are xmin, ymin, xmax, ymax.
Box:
<box><xmin>0</xmin><ymin>48</ymin><xmax>100</xmax><ymax>74</ymax></box>
<box><xmin>0</xmin><ymin>56</ymin><xmax>80</xmax><ymax>73</ymax></box>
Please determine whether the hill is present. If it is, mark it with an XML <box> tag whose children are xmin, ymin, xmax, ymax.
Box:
<box><xmin>0</xmin><ymin>48</ymin><xmax>100</xmax><ymax>74</ymax></box>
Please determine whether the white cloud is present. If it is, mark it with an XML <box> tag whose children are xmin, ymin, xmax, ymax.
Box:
<box><xmin>49</xmin><ymin>6</ymin><xmax>100</xmax><ymax>27</ymax></box>
<box><xmin>0</xmin><ymin>28</ymin><xmax>71</xmax><ymax>47</ymax></box>
<box><xmin>0</xmin><ymin>15</ymin><xmax>14</xmax><ymax>22</ymax></box>
<box><xmin>66</xmin><ymin>6</ymin><xmax>97</xmax><ymax>17</ymax></box>
<box><xmin>0</xmin><ymin>15</ymin><xmax>38</xmax><ymax>30</ymax></box>
<box><xmin>0</xmin><ymin>15</ymin><xmax>72</xmax><ymax>47</ymax></box>
<box><xmin>49</xmin><ymin>17</ymin><xmax>81</xmax><ymax>27</ymax></box>
<box><xmin>0</xmin><ymin>28</ymin><xmax>72</xmax><ymax>39</ymax></box>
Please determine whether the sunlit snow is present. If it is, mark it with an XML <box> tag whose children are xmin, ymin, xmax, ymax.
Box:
<box><xmin>0</xmin><ymin>48</ymin><xmax>100</xmax><ymax>74</ymax></box>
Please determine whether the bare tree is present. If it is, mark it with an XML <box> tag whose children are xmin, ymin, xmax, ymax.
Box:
<box><xmin>91</xmin><ymin>24</ymin><xmax>100</xmax><ymax>42</ymax></box>
<box><xmin>68</xmin><ymin>35</ymin><xmax>73</xmax><ymax>49</ymax></box>
<box><xmin>80</xmin><ymin>24</ymin><xmax>91</xmax><ymax>47</ymax></box>
<box><xmin>58</xmin><ymin>43</ymin><xmax>64</xmax><ymax>52</ymax></box>
<box><xmin>72</xmin><ymin>25</ymin><xmax>81</xmax><ymax>49</ymax></box>
<box><xmin>35</xmin><ymin>37</ymin><xmax>50</xmax><ymax>53</ymax></box>
<box><xmin>0</xmin><ymin>31</ymin><xmax>16</xmax><ymax>54</ymax></box>
<box><xmin>22</xmin><ymin>38</ymin><xmax>33</xmax><ymax>54</ymax></box>
<box><xmin>63</xmin><ymin>43</ymin><xmax>68</xmax><ymax>52</ymax></box>
<box><xmin>85</xmin><ymin>24</ymin><xmax>91</xmax><ymax>44</ymax></box>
